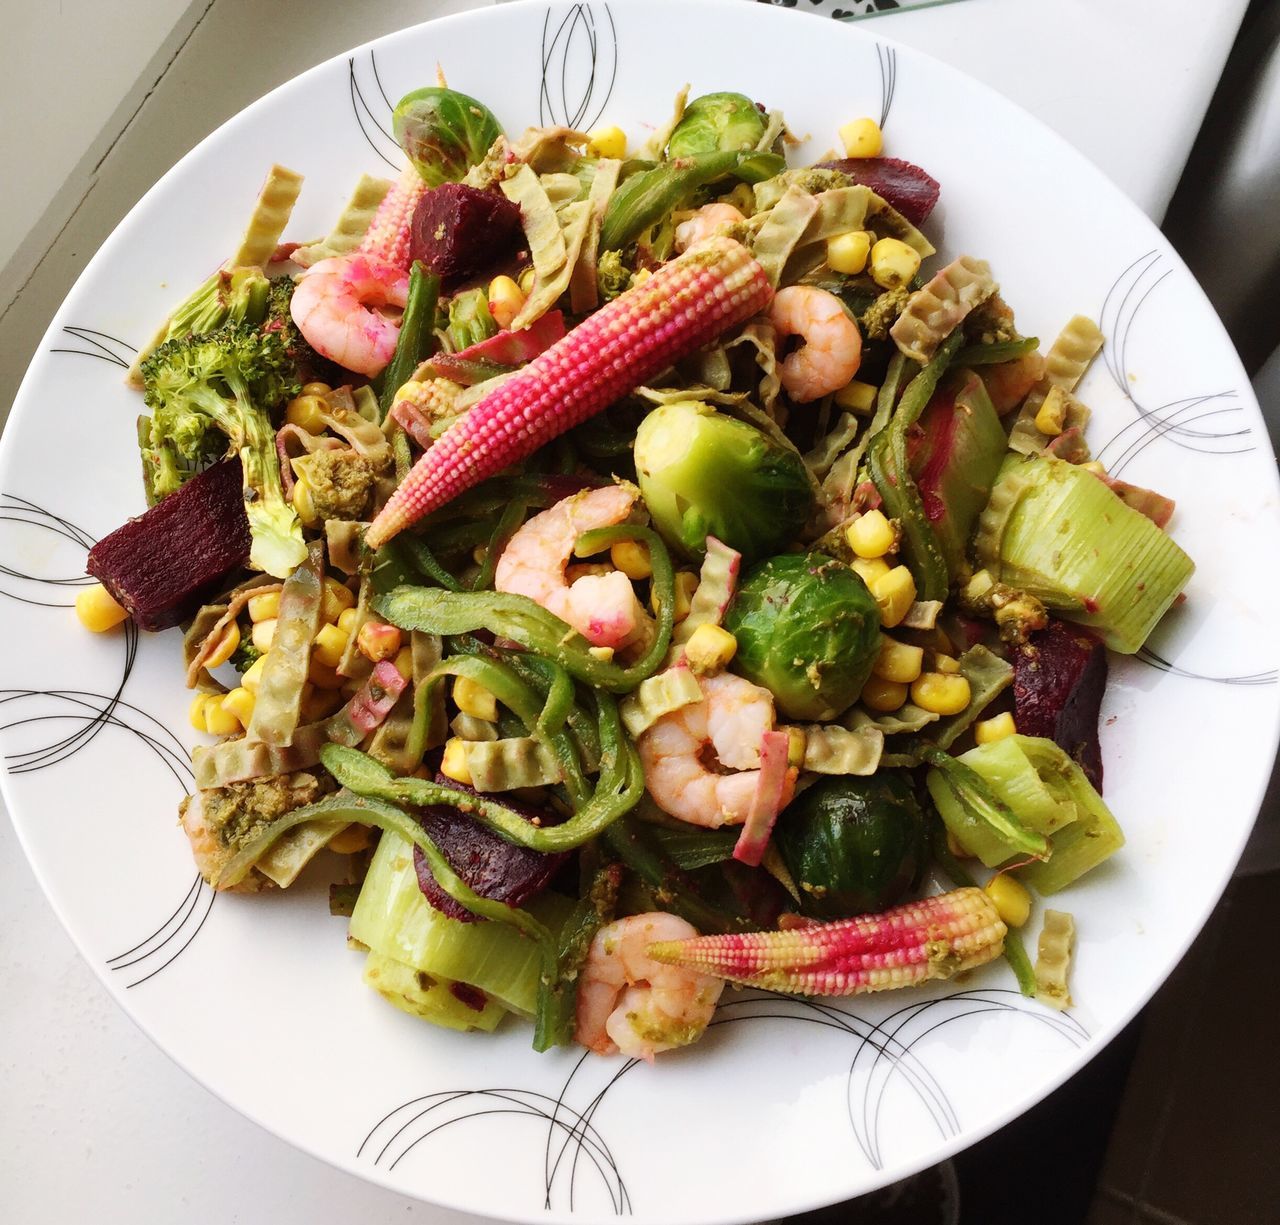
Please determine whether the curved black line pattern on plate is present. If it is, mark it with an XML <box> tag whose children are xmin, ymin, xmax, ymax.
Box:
<box><xmin>349</xmin><ymin>50</ymin><xmax>402</xmax><ymax>171</ymax></box>
<box><xmin>1093</xmin><ymin>251</ymin><xmax>1251</xmax><ymax>476</ymax></box>
<box><xmin>540</xmin><ymin>4</ymin><xmax>617</xmax><ymax>132</ymax></box>
<box><xmin>1136</xmin><ymin>647</ymin><xmax>1277</xmax><ymax>688</ymax></box>
<box><xmin>48</xmin><ymin>325</ymin><xmax>138</xmax><ymax>368</ymax></box>
<box><xmin>0</xmin><ymin>494</ymin><xmax>215</xmax><ymax>983</ymax></box>
<box><xmin>875</xmin><ymin>42</ymin><xmax>897</xmax><ymax>128</ymax></box>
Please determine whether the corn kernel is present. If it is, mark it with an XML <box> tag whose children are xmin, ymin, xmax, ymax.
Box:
<box><xmin>826</xmin><ymin>230</ymin><xmax>872</xmax><ymax>275</ymax></box>
<box><xmin>292</xmin><ymin>476</ymin><xmax>319</xmax><ymax>528</ymax></box>
<box><xmin>203</xmin><ymin>699</ymin><xmax>241</xmax><ymax>737</ymax></box>
<box><xmin>189</xmin><ymin>694</ymin><xmax>212</xmax><ymax>732</ymax></box>
<box><xmin>487</xmin><ymin>275</ymin><xmax>526</xmax><ymax>330</ymax></box>
<box><xmin>204</xmin><ymin>620</ymin><xmax>241</xmax><ymax>668</ymax></box>
<box><xmin>610</xmin><ymin>538</ymin><xmax>652</xmax><ymax>580</ymax></box>
<box><xmin>313</xmin><ymin>624</ymin><xmax>349</xmax><ymax>668</ymax></box>
<box><xmin>1035</xmin><ymin>385</ymin><xmax>1067</xmax><ymax>436</ymax></box>
<box><xmin>834</xmin><ymin>379</ymin><xmax>878</xmax><ymax>413</ymax></box>
<box><xmin>685</xmin><ymin>624</ymin><xmax>738</xmax><ymax>677</ymax></box>
<box><xmin>653</xmin><ymin>570</ymin><xmax>699</xmax><ymax>622</ymax></box>
<box><xmin>870</xmin><ymin>565</ymin><xmax>917</xmax><ymax>628</ymax></box>
<box><xmin>453</xmin><ymin>675</ymin><xmax>498</xmax><ymax>722</ymax></box>
<box><xmin>631</xmin><ymin>268</ymin><xmax>652</xmax><ymax>286</ymax></box>
<box><xmin>933</xmin><ymin>653</ymin><xmax>961</xmax><ymax>674</ymax></box>
<box><xmin>307</xmin><ymin>657</ymin><xmax>346</xmax><ymax>690</ymax></box>
<box><xmin>872</xmin><ymin>636</ymin><xmax>923</xmax><ymax>684</ymax></box>
<box><xmin>241</xmin><ymin>656</ymin><xmax>267</xmax><ymax>692</ymax></box>
<box><xmin>975</xmin><ymin>712</ymin><xmax>1017</xmax><ymax>744</ymax></box>
<box><xmin>785</xmin><ymin>726</ymin><xmax>807</xmax><ymax>768</ymax></box>
<box><xmin>392</xmin><ymin>646</ymin><xmax>414</xmax><ymax>682</ymax></box>
<box><xmin>839</xmin><ymin>117</ymin><xmax>883</xmax><ymax>158</ymax></box>
<box><xmin>440</xmin><ymin>738</ymin><xmax>473</xmax><ymax>785</ymax></box>
<box><xmin>251</xmin><ymin>618</ymin><xmax>276</xmax><ymax>653</ymax></box>
<box><xmin>75</xmin><ymin>583</ymin><xmax>129</xmax><ymax>633</ymax></box>
<box><xmin>518</xmin><ymin>265</ymin><xmax>536</xmax><ymax>296</ymax></box>
<box><xmin>337</xmin><ymin>607</ymin><xmax>360</xmax><ymax>635</ymax></box>
<box><xmin>328</xmin><ymin>824</ymin><xmax>372</xmax><ymax>855</ymax></box>
<box><xmin>861</xmin><ymin>676</ymin><xmax>908</xmax><ymax>713</ymax></box>
<box><xmin>845</xmin><ymin>509</ymin><xmax>896</xmax><ymax>560</ymax></box>
<box><xmin>221</xmin><ymin>686</ymin><xmax>256</xmax><ymax>729</ymax></box>
<box><xmin>587</xmin><ymin>124</ymin><xmax>627</xmax><ymax>159</ymax></box>
<box><xmin>910</xmin><ymin>672</ymin><xmax>972</xmax><ymax>715</ymax></box>
<box><xmin>247</xmin><ymin>590</ymin><xmax>280</xmax><ymax>622</ymax></box>
<box><xmin>985</xmin><ymin>873</ymin><xmax>1032</xmax><ymax>928</ymax></box>
<box><xmin>285</xmin><ymin>394</ymin><xmax>328</xmax><ymax>434</ymax></box>
<box><xmin>869</xmin><ymin>237</ymin><xmax>922</xmax><ymax>290</ymax></box>
<box><xmin>851</xmin><ymin>557</ymin><xmax>892</xmax><ymax>587</ymax></box>
<box><xmin>321</xmin><ymin>577</ymin><xmax>356</xmax><ymax>623</ymax></box>
<box><xmin>356</xmin><ymin>620</ymin><xmax>401</xmax><ymax>663</ymax></box>
<box><xmin>589</xmin><ymin>645</ymin><xmax>615</xmax><ymax>662</ymax></box>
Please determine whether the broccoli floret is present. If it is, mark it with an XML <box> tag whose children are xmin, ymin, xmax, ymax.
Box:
<box><xmin>165</xmin><ymin>266</ymin><xmax>271</xmax><ymax>343</ymax></box>
<box><xmin>597</xmin><ymin>250</ymin><xmax>632</xmax><ymax>302</ymax></box>
<box><xmin>230</xmin><ymin>634</ymin><xmax>263</xmax><ymax>674</ymax></box>
<box><xmin>262</xmin><ymin>276</ymin><xmax>336</xmax><ymax>388</ymax></box>
<box><xmin>140</xmin><ymin>323</ymin><xmax>307</xmax><ymax>578</ymax></box>
<box><xmin>858</xmin><ymin>285</ymin><xmax>911</xmax><ymax>341</ymax></box>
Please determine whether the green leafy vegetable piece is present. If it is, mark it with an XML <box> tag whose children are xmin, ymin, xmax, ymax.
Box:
<box><xmin>392</xmin><ymin>87</ymin><xmax>503</xmax><ymax>186</ymax></box>
<box><xmin>956</xmin><ymin>735</ymin><xmax>1078</xmax><ymax>836</ymax></box>
<box><xmin>668</xmin><ymin>92</ymin><xmax>768</xmax><ymax>158</ymax></box>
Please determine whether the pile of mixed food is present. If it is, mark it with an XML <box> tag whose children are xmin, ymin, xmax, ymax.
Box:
<box><xmin>74</xmin><ymin>84</ymin><xmax>1193</xmax><ymax>1059</ymax></box>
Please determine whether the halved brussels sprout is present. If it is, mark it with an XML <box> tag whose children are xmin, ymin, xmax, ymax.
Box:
<box><xmin>668</xmin><ymin>92</ymin><xmax>767</xmax><ymax>158</ymax></box>
<box><xmin>393</xmin><ymin>87</ymin><xmax>503</xmax><ymax>186</ymax></box>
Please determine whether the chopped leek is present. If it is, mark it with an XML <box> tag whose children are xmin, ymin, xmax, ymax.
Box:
<box><xmin>925</xmin><ymin>750</ymin><xmax>1050</xmax><ymax>868</ymax></box>
<box><xmin>362</xmin><ymin>949</ymin><xmax>506</xmax><ymax>1032</ymax></box>
<box><xmin>956</xmin><ymin>736</ymin><xmax>1078</xmax><ymax>836</ymax></box>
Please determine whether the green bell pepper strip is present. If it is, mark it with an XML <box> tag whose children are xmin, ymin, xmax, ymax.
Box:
<box><xmin>377</xmin><ymin>263</ymin><xmax>440</xmax><ymax>420</ymax></box>
<box><xmin>373</xmin><ymin>526</ymin><xmax>675</xmax><ymax>694</ymax></box>
<box><xmin>470</xmin><ymin>499</ymin><xmax>528</xmax><ymax>592</ymax></box>
<box><xmin>866</xmin><ymin>330</ymin><xmax>964</xmax><ymax>601</ymax></box>
<box><xmin>952</xmin><ymin>336</ymin><xmax>1040</xmax><ymax>367</ymax></box>
<box><xmin>392</xmin><ymin>535</ymin><xmax>464</xmax><ymax>592</ymax></box>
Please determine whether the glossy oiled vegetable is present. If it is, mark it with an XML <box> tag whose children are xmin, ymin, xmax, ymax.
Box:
<box><xmin>667</xmin><ymin>92</ymin><xmax>767</xmax><ymax>157</ymax></box>
<box><xmin>723</xmin><ymin>552</ymin><xmax>880</xmax><ymax>721</ymax></box>
<box><xmin>633</xmin><ymin>400</ymin><xmax>812</xmax><ymax>562</ymax></box>
<box><xmin>392</xmin><ymin>87</ymin><xmax>502</xmax><ymax>186</ymax></box>
<box><xmin>773</xmin><ymin>773</ymin><xmax>925</xmax><ymax>919</ymax></box>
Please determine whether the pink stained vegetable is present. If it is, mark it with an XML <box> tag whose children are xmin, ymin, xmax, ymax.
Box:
<box><xmin>357</xmin><ymin>166</ymin><xmax>428</xmax><ymax>270</ymax></box>
<box><xmin>733</xmin><ymin>730</ymin><xmax>794</xmax><ymax>867</ymax></box>
<box><xmin>436</xmin><ymin>310</ymin><xmax>566</xmax><ymax>369</ymax></box>
<box><xmin>347</xmin><ymin>660</ymin><xmax>409</xmax><ymax>735</ymax></box>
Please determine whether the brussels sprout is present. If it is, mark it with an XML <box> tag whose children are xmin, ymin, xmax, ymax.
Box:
<box><xmin>668</xmin><ymin>92</ymin><xmax>767</xmax><ymax>158</ymax></box>
<box><xmin>633</xmin><ymin>400</ymin><xmax>812</xmax><ymax>562</ymax></box>
<box><xmin>723</xmin><ymin>552</ymin><xmax>880</xmax><ymax>720</ymax></box>
<box><xmin>393</xmin><ymin>87</ymin><xmax>503</xmax><ymax>186</ymax></box>
<box><xmin>774</xmin><ymin>773</ymin><xmax>925</xmax><ymax>919</ymax></box>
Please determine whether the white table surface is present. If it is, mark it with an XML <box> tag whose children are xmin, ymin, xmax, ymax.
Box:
<box><xmin>0</xmin><ymin>1</ymin><xmax>1251</xmax><ymax>1221</ymax></box>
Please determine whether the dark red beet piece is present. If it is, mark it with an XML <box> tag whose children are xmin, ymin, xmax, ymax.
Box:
<box><xmin>412</xmin><ymin>776</ymin><xmax>569</xmax><ymax>922</ymax></box>
<box><xmin>816</xmin><ymin>156</ymin><xmax>941</xmax><ymax>225</ymax></box>
<box><xmin>1014</xmin><ymin>619</ymin><xmax>1108</xmax><ymax>791</ymax></box>
<box><xmin>87</xmin><ymin>457</ymin><xmax>250</xmax><ymax>631</ymax></box>
<box><xmin>409</xmin><ymin>183</ymin><xmax>523</xmax><ymax>284</ymax></box>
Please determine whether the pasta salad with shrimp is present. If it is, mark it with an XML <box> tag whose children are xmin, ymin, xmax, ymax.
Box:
<box><xmin>77</xmin><ymin>83</ymin><xmax>1194</xmax><ymax>1058</ymax></box>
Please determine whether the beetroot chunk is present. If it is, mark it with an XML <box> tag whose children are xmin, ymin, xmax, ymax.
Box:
<box><xmin>817</xmin><ymin>156</ymin><xmax>941</xmax><ymax>225</ymax></box>
<box><xmin>409</xmin><ymin>183</ymin><xmax>523</xmax><ymax>284</ymax></box>
<box><xmin>1014</xmin><ymin>619</ymin><xmax>1108</xmax><ymax>790</ymax></box>
<box><xmin>87</xmin><ymin>457</ymin><xmax>250</xmax><ymax>631</ymax></box>
<box><xmin>412</xmin><ymin>776</ymin><xmax>568</xmax><ymax>922</ymax></box>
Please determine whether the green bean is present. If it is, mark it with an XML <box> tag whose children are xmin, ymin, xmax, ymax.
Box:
<box><xmin>469</xmin><ymin>500</ymin><xmax>527</xmax><ymax>592</ymax></box>
<box><xmin>953</xmin><ymin>336</ymin><xmax>1039</xmax><ymax>367</ymax></box>
<box><xmin>397</xmin><ymin>534</ymin><xmax>464</xmax><ymax>592</ymax></box>
<box><xmin>377</xmin><ymin>263</ymin><xmax>440</xmax><ymax>420</ymax></box>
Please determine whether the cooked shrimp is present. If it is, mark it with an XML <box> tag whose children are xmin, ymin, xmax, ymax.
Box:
<box><xmin>768</xmin><ymin>285</ymin><xmax>863</xmax><ymax>403</ymax></box>
<box><xmin>494</xmin><ymin>484</ymin><xmax>646</xmax><ymax>649</ymax></box>
<box><xmin>674</xmin><ymin>203</ymin><xmax>746</xmax><ymax>253</ymax></box>
<box><xmin>289</xmin><ymin>253</ymin><xmax>410</xmax><ymax>377</ymax></box>
<box><xmin>638</xmin><ymin>672</ymin><xmax>792</xmax><ymax>827</ymax></box>
<box><xmin>178</xmin><ymin>792</ymin><xmax>267</xmax><ymax>893</ymax></box>
<box><xmin>979</xmin><ymin>351</ymin><xmax>1047</xmax><ymax>415</ymax></box>
<box><xmin>575</xmin><ymin>912</ymin><xmax>725</xmax><ymax>1060</ymax></box>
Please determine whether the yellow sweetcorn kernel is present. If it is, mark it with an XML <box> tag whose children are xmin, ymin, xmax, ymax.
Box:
<box><xmin>869</xmin><ymin>237</ymin><xmax>922</xmax><ymax>290</ymax></box>
<box><xmin>685</xmin><ymin>624</ymin><xmax>738</xmax><ymax>677</ymax></box>
<box><xmin>587</xmin><ymin>125</ymin><xmax>627</xmax><ymax>159</ymax></box>
<box><xmin>75</xmin><ymin>583</ymin><xmax>129</xmax><ymax>633</ymax></box>
<box><xmin>313</xmin><ymin>624</ymin><xmax>349</xmax><ymax>668</ymax></box>
<box><xmin>518</xmin><ymin>265</ymin><xmax>536</xmax><ymax>296</ymax></box>
<box><xmin>839</xmin><ymin>117</ymin><xmax>883</xmax><ymax>158</ymax></box>
<box><xmin>247</xmin><ymin>590</ymin><xmax>280</xmax><ymax>622</ymax></box>
<box><xmin>870</xmin><ymin>565</ymin><xmax>917</xmax><ymax>628</ymax></box>
<box><xmin>610</xmin><ymin>538</ymin><xmax>652</xmax><ymax>580</ymax></box>
<box><xmin>933</xmin><ymin>653</ymin><xmax>961</xmax><ymax>675</ymax></box>
<box><xmin>454</xmin><ymin>675</ymin><xmax>499</xmax><ymax>722</ymax></box>
<box><xmin>589</xmin><ymin>645</ymin><xmax>615</xmax><ymax>662</ymax></box>
<box><xmin>826</xmin><ymin>230</ymin><xmax>871</xmax><ymax>275</ymax></box>
<box><xmin>241</xmin><ymin>656</ymin><xmax>267</xmax><ymax>692</ymax></box>
<box><xmin>872</xmin><ymin>636</ymin><xmax>924</xmax><ymax>685</ymax></box>
<box><xmin>440</xmin><ymin>738</ymin><xmax>473</xmax><ymax>785</ymax></box>
<box><xmin>487</xmin><ymin>275</ymin><xmax>526</xmax><ymax>330</ymax></box>
<box><xmin>337</xmin><ymin>607</ymin><xmax>359</xmax><ymax>635</ymax></box>
<box><xmin>203</xmin><ymin>699</ymin><xmax>241</xmax><ymax>737</ymax></box>
<box><xmin>284</xmin><ymin>394</ymin><xmax>328</xmax><ymax>434</ymax></box>
<box><xmin>300</xmin><ymin>381</ymin><xmax>332</xmax><ymax>398</ymax></box>
<box><xmin>860</xmin><ymin>676</ymin><xmax>908</xmax><ymax>713</ymax></box>
<box><xmin>851</xmin><ymin>557</ymin><xmax>892</xmax><ymax>587</ymax></box>
<box><xmin>785</xmin><ymin>726</ymin><xmax>807</xmax><ymax>768</ymax></box>
<box><xmin>392</xmin><ymin>646</ymin><xmax>414</xmax><ymax>682</ymax></box>
<box><xmin>834</xmin><ymin>379</ymin><xmax>878</xmax><ymax>413</ymax></box>
<box><xmin>204</xmin><ymin>620</ymin><xmax>242</xmax><ymax>668</ymax></box>
<box><xmin>985</xmin><ymin>873</ymin><xmax>1032</xmax><ymax>928</ymax></box>
<box><xmin>910</xmin><ymin>672</ymin><xmax>972</xmax><ymax>716</ymax></box>
<box><xmin>251</xmin><ymin>618</ymin><xmax>276</xmax><ymax>653</ymax></box>
<box><xmin>189</xmin><ymin>694</ymin><xmax>213</xmax><ymax>732</ymax></box>
<box><xmin>321</xmin><ymin>577</ymin><xmax>356</xmax><ymax>623</ymax></box>
<box><xmin>652</xmin><ymin>570</ymin><xmax>699</xmax><ymax>622</ymax></box>
<box><xmin>357</xmin><ymin>620</ymin><xmax>402</xmax><ymax>663</ymax></box>
<box><xmin>845</xmin><ymin>509</ymin><xmax>895</xmax><ymax>560</ymax></box>
<box><xmin>1035</xmin><ymin>385</ymin><xmax>1068</xmax><ymax>436</ymax></box>
<box><xmin>221</xmin><ymin>686</ymin><xmax>256</xmax><ymax>729</ymax></box>
<box><xmin>328</xmin><ymin>824</ymin><xmax>372</xmax><ymax>855</ymax></box>
<box><xmin>292</xmin><ymin>476</ymin><xmax>319</xmax><ymax>528</ymax></box>
<box><xmin>975</xmin><ymin>712</ymin><xmax>1017</xmax><ymax>744</ymax></box>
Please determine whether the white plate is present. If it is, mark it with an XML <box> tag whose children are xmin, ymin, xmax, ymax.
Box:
<box><xmin>3</xmin><ymin>2</ymin><xmax>1278</xmax><ymax>1221</ymax></box>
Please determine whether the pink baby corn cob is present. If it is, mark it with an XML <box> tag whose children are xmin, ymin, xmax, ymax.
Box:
<box><xmin>366</xmin><ymin>237</ymin><xmax>773</xmax><ymax>549</ymax></box>
<box><xmin>647</xmin><ymin>888</ymin><xmax>1006</xmax><ymax>997</ymax></box>
<box><xmin>356</xmin><ymin>166</ymin><xmax>426</xmax><ymax>269</ymax></box>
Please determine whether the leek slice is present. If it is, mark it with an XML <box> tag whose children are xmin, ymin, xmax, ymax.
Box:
<box><xmin>362</xmin><ymin>950</ymin><xmax>506</xmax><ymax>1032</ymax></box>
<box><xmin>926</xmin><ymin>751</ymin><xmax>1050</xmax><ymax>868</ymax></box>
<box><xmin>957</xmin><ymin>736</ymin><xmax>1078</xmax><ymax>836</ymax></box>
